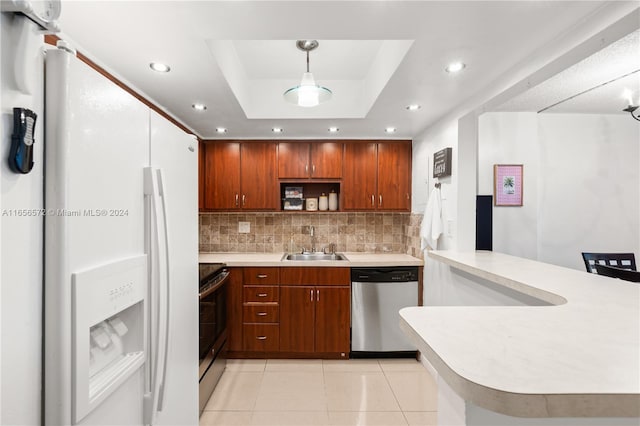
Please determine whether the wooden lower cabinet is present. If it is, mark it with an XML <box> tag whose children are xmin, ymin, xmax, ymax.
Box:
<box><xmin>228</xmin><ymin>266</ymin><xmax>351</xmax><ymax>358</ymax></box>
<box><xmin>279</xmin><ymin>286</ymin><xmax>316</xmax><ymax>353</ymax></box>
<box><xmin>242</xmin><ymin>324</ymin><xmax>279</xmax><ymax>352</ymax></box>
<box><xmin>280</xmin><ymin>285</ymin><xmax>350</xmax><ymax>354</ymax></box>
<box><xmin>314</xmin><ymin>286</ymin><xmax>350</xmax><ymax>353</ymax></box>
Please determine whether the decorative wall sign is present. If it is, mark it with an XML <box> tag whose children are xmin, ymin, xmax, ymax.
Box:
<box><xmin>494</xmin><ymin>164</ymin><xmax>523</xmax><ymax>206</ymax></box>
<box><xmin>433</xmin><ymin>147</ymin><xmax>452</xmax><ymax>178</ymax></box>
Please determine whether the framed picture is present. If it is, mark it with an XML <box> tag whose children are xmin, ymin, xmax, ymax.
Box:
<box><xmin>493</xmin><ymin>164</ymin><xmax>523</xmax><ymax>206</ymax></box>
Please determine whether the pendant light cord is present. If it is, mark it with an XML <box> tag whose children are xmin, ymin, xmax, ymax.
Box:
<box><xmin>306</xmin><ymin>50</ymin><xmax>310</xmax><ymax>72</ymax></box>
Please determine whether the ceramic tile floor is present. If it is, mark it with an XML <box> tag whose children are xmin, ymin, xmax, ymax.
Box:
<box><xmin>200</xmin><ymin>358</ymin><xmax>437</xmax><ymax>426</ymax></box>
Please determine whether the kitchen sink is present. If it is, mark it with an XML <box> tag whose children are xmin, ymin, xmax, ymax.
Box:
<box><xmin>281</xmin><ymin>252</ymin><xmax>349</xmax><ymax>261</ymax></box>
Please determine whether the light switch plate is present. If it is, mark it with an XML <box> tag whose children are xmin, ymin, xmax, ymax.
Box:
<box><xmin>447</xmin><ymin>220</ymin><xmax>454</xmax><ymax>237</ymax></box>
<box><xmin>238</xmin><ymin>221</ymin><xmax>250</xmax><ymax>233</ymax></box>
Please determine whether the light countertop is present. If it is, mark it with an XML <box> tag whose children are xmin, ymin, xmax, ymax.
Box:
<box><xmin>399</xmin><ymin>250</ymin><xmax>640</xmax><ymax>418</ymax></box>
<box><xmin>198</xmin><ymin>252</ymin><xmax>423</xmax><ymax>267</ymax></box>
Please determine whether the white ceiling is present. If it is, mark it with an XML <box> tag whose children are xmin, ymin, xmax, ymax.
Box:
<box><xmin>497</xmin><ymin>29</ymin><xmax>640</xmax><ymax>115</ymax></box>
<box><xmin>56</xmin><ymin>1</ymin><xmax>627</xmax><ymax>140</ymax></box>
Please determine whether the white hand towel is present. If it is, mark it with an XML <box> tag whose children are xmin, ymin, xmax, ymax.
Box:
<box><xmin>420</xmin><ymin>187</ymin><xmax>443</xmax><ymax>251</ymax></box>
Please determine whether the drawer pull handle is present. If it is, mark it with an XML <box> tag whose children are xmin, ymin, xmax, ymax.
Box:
<box><xmin>257</xmin><ymin>293</ymin><xmax>268</xmax><ymax>297</ymax></box>
<box><xmin>256</xmin><ymin>336</ymin><xmax>267</xmax><ymax>340</ymax></box>
<box><xmin>257</xmin><ymin>312</ymin><xmax>268</xmax><ymax>316</ymax></box>
<box><xmin>257</xmin><ymin>274</ymin><xmax>268</xmax><ymax>279</ymax></box>
<box><xmin>316</xmin><ymin>289</ymin><xmax>319</xmax><ymax>301</ymax></box>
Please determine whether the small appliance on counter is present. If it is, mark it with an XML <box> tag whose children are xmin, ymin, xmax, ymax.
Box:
<box><xmin>198</xmin><ymin>263</ymin><xmax>229</xmax><ymax>414</ymax></box>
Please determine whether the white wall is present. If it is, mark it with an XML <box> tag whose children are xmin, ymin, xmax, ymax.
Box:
<box><xmin>1</xmin><ymin>15</ymin><xmax>45</xmax><ymax>426</ymax></box>
<box><xmin>537</xmin><ymin>113</ymin><xmax>639</xmax><ymax>270</ymax></box>
<box><xmin>477</xmin><ymin>112</ymin><xmax>639</xmax><ymax>271</ymax></box>
<box><xmin>478</xmin><ymin>112</ymin><xmax>539</xmax><ymax>260</ymax></box>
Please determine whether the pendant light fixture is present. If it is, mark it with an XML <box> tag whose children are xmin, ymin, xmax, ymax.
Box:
<box><xmin>283</xmin><ymin>40</ymin><xmax>332</xmax><ymax>107</ymax></box>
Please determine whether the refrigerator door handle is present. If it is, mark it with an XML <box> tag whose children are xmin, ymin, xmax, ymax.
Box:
<box><xmin>155</xmin><ymin>168</ymin><xmax>171</xmax><ymax>412</ymax></box>
<box><xmin>143</xmin><ymin>167</ymin><xmax>170</xmax><ymax>425</ymax></box>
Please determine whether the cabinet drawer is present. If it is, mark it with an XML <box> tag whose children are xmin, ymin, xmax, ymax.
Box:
<box><xmin>243</xmin><ymin>324</ymin><xmax>279</xmax><ymax>352</ymax></box>
<box><xmin>243</xmin><ymin>304</ymin><xmax>279</xmax><ymax>323</ymax></box>
<box><xmin>244</xmin><ymin>286</ymin><xmax>279</xmax><ymax>302</ymax></box>
<box><xmin>280</xmin><ymin>267</ymin><xmax>350</xmax><ymax>286</ymax></box>
<box><xmin>244</xmin><ymin>267</ymin><xmax>280</xmax><ymax>285</ymax></box>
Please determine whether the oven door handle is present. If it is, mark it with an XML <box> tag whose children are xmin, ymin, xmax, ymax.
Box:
<box><xmin>199</xmin><ymin>272</ymin><xmax>229</xmax><ymax>300</ymax></box>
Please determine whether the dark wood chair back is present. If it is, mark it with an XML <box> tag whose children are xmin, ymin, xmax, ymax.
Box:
<box><xmin>581</xmin><ymin>252</ymin><xmax>636</xmax><ymax>274</ymax></box>
<box><xmin>594</xmin><ymin>264</ymin><xmax>640</xmax><ymax>283</ymax></box>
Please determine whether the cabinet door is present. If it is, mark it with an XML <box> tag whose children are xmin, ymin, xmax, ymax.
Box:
<box><xmin>203</xmin><ymin>142</ymin><xmax>241</xmax><ymax>210</ymax></box>
<box><xmin>310</xmin><ymin>142</ymin><xmax>343</xmax><ymax>178</ymax></box>
<box><xmin>342</xmin><ymin>142</ymin><xmax>378</xmax><ymax>210</ymax></box>
<box><xmin>241</xmin><ymin>142</ymin><xmax>279</xmax><ymax>210</ymax></box>
<box><xmin>278</xmin><ymin>142</ymin><xmax>310</xmax><ymax>178</ymax></box>
<box><xmin>377</xmin><ymin>142</ymin><xmax>411</xmax><ymax>211</ymax></box>
<box><xmin>227</xmin><ymin>268</ymin><xmax>244</xmax><ymax>352</ymax></box>
<box><xmin>315</xmin><ymin>286</ymin><xmax>350</xmax><ymax>353</ymax></box>
<box><xmin>198</xmin><ymin>140</ymin><xmax>204</xmax><ymax>210</ymax></box>
<box><xmin>279</xmin><ymin>286</ymin><xmax>315</xmax><ymax>353</ymax></box>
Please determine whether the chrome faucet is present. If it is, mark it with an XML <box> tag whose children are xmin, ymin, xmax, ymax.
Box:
<box><xmin>323</xmin><ymin>242</ymin><xmax>336</xmax><ymax>254</ymax></box>
<box><xmin>309</xmin><ymin>225</ymin><xmax>316</xmax><ymax>252</ymax></box>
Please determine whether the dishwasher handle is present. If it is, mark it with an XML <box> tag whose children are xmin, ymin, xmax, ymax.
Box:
<box><xmin>351</xmin><ymin>267</ymin><xmax>418</xmax><ymax>282</ymax></box>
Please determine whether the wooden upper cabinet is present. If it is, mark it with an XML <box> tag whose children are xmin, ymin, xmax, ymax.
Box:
<box><xmin>278</xmin><ymin>142</ymin><xmax>343</xmax><ymax>179</ymax></box>
<box><xmin>377</xmin><ymin>142</ymin><xmax>411</xmax><ymax>211</ymax></box>
<box><xmin>240</xmin><ymin>142</ymin><xmax>278</xmax><ymax>210</ymax></box>
<box><xmin>202</xmin><ymin>141</ymin><xmax>278</xmax><ymax>211</ymax></box>
<box><xmin>310</xmin><ymin>142</ymin><xmax>343</xmax><ymax>178</ymax></box>
<box><xmin>342</xmin><ymin>142</ymin><xmax>378</xmax><ymax>210</ymax></box>
<box><xmin>342</xmin><ymin>141</ymin><xmax>411</xmax><ymax>211</ymax></box>
<box><xmin>278</xmin><ymin>142</ymin><xmax>309</xmax><ymax>178</ymax></box>
<box><xmin>203</xmin><ymin>141</ymin><xmax>241</xmax><ymax>210</ymax></box>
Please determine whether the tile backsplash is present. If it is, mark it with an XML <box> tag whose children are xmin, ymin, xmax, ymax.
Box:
<box><xmin>199</xmin><ymin>212</ymin><xmax>424</xmax><ymax>258</ymax></box>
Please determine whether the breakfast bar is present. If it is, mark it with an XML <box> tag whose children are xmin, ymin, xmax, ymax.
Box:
<box><xmin>399</xmin><ymin>250</ymin><xmax>640</xmax><ymax>425</ymax></box>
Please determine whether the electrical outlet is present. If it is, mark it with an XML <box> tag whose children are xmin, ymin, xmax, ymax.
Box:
<box><xmin>238</xmin><ymin>221</ymin><xmax>250</xmax><ymax>234</ymax></box>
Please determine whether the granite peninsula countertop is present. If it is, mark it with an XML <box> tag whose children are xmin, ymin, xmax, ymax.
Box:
<box><xmin>399</xmin><ymin>250</ymin><xmax>640</xmax><ymax>418</ymax></box>
<box><xmin>198</xmin><ymin>252</ymin><xmax>423</xmax><ymax>267</ymax></box>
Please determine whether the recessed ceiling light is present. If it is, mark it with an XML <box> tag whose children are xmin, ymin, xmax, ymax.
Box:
<box><xmin>192</xmin><ymin>103</ymin><xmax>207</xmax><ymax>111</ymax></box>
<box><xmin>406</xmin><ymin>104</ymin><xmax>421</xmax><ymax>111</ymax></box>
<box><xmin>149</xmin><ymin>62</ymin><xmax>171</xmax><ymax>73</ymax></box>
<box><xmin>385</xmin><ymin>127</ymin><xmax>397</xmax><ymax>133</ymax></box>
<box><xmin>272</xmin><ymin>127</ymin><xmax>283</xmax><ymax>133</ymax></box>
<box><xmin>445</xmin><ymin>62</ymin><xmax>466</xmax><ymax>73</ymax></box>
<box><xmin>328</xmin><ymin>127</ymin><xmax>339</xmax><ymax>133</ymax></box>
<box><xmin>215</xmin><ymin>127</ymin><xmax>227</xmax><ymax>133</ymax></box>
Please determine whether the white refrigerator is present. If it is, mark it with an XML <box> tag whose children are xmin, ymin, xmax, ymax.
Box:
<box><xmin>44</xmin><ymin>44</ymin><xmax>198</xmax><ymax>425</ymax></box>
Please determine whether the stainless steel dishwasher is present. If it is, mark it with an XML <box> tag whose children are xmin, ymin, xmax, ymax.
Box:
<box><xmin>351</xmin><ymin>267</ymin><xmax>419</xmax><ymax>356</ymax></box>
